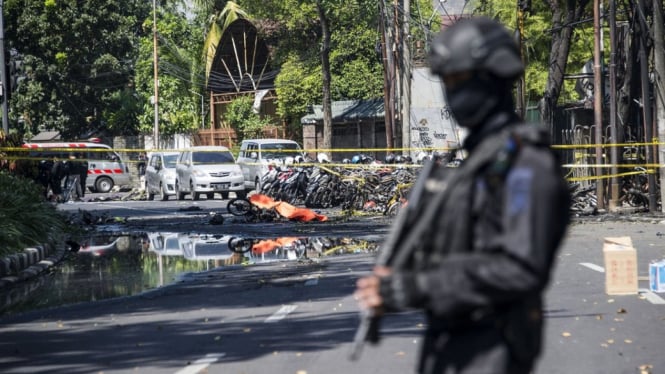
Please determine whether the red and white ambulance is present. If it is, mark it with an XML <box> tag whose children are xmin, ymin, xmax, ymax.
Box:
<box><xmin>22</xmin><ymin>141</ymin><xmax>131</xmax><ymax>193</ymax></box>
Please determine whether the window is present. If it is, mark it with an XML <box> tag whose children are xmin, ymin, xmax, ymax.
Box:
<box><xmin>192</xmin><ymin>151</ymin><xmax>235</xmax><ymax>164</ymax></box>
<box><xmin>177</xmin><ymin>152</ymin><xmax>188</xmax><ymax>164</ymax></box>
<box><xmin>163</xmin><ymin>154</ymin><xmax>178</xmax><ymax>168</ymax></box>
<box><xmin>261</xmin><ymin>143</ymin><xmax>300</xmax><ymax>159</ymax></box>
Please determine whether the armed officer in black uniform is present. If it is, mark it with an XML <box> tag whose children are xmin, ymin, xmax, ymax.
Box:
<box><xmin>354</xmin><ymin>17</ymin><xmax>571</xmax><ymax>374</ymax></box>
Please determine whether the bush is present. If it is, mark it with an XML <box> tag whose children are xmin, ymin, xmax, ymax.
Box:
<box><xmin>0</xmin><ymin>172</ymin><xmax>69</xmax><ymax>256</ymax></box>
<box><xmin>224</xmin><ymin>96</ymin><xmax>273</xmax><ymax>141</ymax></box>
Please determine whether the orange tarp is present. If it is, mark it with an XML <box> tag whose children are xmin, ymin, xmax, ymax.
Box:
<box><xmin>249</xmin><ymin>194</ymin><xmax>328</xmax><ymax>222</ymax></box>
<box><xmin>252</xmin><ymin>237</ymin><xmax>300</xmax><ymax>254</ymax></box>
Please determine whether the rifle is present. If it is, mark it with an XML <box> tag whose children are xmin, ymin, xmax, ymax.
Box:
<box><xmin>348</xmin><ymin>157</ymin><xmax>442</xmax><ymax>361</ymax></box>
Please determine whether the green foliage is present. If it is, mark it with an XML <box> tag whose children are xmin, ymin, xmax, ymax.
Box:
<box><xmin>334</xmin><ymin>59</ymin><xmax>384</xmax><ymax>100</ymax></box>
<box><xmin>4</xmin><ymin>0</ymin><xmax>151</xmax><ymax>138</ymax></box>
<box><xmin>475</xmin><ymin>0</ymin><xmax>594</xmax><ymax>104</ymax></box>
<box><xmin>238</xmin><ymin>0</ymin><xmax>424</xmax><ymax>126</ymax></box>
<box><xmin>275</xmin><ymin>56</ymin><xmax>323</xmax><ymax>120</ymax></box>
<box><xmin>224</xmin><ymin>96</ymin><xmax>272</xmax><ymax>140</ymax></box>
<box><xmin>0</xmin><ymin>173</ymin><xmax>69</xmax><ymax>256</ymax></box>
<box><xmin>135</xmin><ymin>9</ymin><xmax>206</xmax><ymax>136</ymax></box>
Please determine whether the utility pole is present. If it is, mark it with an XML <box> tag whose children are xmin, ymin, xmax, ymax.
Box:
<box><xmin>379</xmin><ymin>0</ymin><xmax>393</xmax><ymax>150</ymax></box>
<box><xmin>608</xmin><ymin>0</ymin><xmax>620</xmax><ymax>210</ymax></box>
<box><xmin>390</xmin><ymin>0</ymin><xmax>397</xmax><ymax>152</ymax></box>
<box><xmin>152</xmin><ymin>0</ymin><xmax>160</xmax><ymax>149</ymax></box>
<box><xmin>400</xmin><ymin>0</ymin><xmax>411</xmax><ymax>156</ymax></box>
<box><xmin>637</xmin><ymin>0</ymin><xmax>657</xmax><ymax>211</ymax></box>
<box><xmin>593</xmin><ymin>0</ymin><xmax>605</xmax><ymax>209</ymax></box>
<box><xmin>655</xmin><ymin>0</ymin><xmax>665</xmax><ymax>211</ymax></box>
<box><xmin>0</xmin><ymin>0</ymin><xmax>9</xmax><ymax>133</ymax></box>
<box><xmin>516</xmin><ymin>1</ymin><xmax>526</xmax><ymax>119</ymax></box>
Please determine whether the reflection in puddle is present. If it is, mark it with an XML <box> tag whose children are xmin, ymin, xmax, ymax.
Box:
<box><xmin>0</xmin><ymin>232</ymin><xmax>376</xmax><ymax>318</ymax></box>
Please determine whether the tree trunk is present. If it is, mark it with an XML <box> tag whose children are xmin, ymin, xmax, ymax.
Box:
<box><xmin>316</xmin><ymin>1</ymin><xmax>333</xmax><ymax>159</ymax></box>
<box><xmin>616</xmin><ymin>22</ymin><xmax>632</xmax><ymax>144</ymax></box>
<box><xmin>540</xmin><ymin>0</ymin><xmax>591</xmax><ymax>133</ymax></box>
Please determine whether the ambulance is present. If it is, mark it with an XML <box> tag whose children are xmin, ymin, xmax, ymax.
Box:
<box><xmin>22</xmin><ymin>141</ymin><xmax>131</xmax><ymax>193</ymax></box>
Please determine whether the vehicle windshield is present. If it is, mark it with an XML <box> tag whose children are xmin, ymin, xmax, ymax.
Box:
<box><xmin>192</xmin><ymin>151</ymin><xmax>235</xmax><ymax>164</ymax></box>
<box><xmin>261</xmin><ymin>143</ymin><xmax>301</xmax><ymax>159</ymax></box>
<box><xmin>163</xmin><ymin>154</ymin><xmax>178</xmax><ymax>168</ymax></box>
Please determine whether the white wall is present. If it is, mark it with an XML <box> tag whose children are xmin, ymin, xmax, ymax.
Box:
<box><xmin>409</xmin><ymin>67</ymin><xmax>466</xmax><ymax>157</ymax></box>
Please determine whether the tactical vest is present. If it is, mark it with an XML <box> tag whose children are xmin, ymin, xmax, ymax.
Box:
<box><xmin>399</xmin><ymin>123</ymin><xmax>551</xmax><ymax>271</ymax></box>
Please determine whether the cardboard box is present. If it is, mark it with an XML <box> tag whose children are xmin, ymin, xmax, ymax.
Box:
<box><xmin>603</xmin><ymin>237</ymin><xmax>638</xmax><ymax>295</ymax></box>
<box><xmin>649</xmin><ymin>260</ymin><xmax>665</xmax><ymax>293</ymax></box>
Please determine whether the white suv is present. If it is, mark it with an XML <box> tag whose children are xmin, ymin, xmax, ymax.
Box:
<box><xmin>236</xmin><ymin>139</ymin><xmax>304</xmax><ymax>192</ymax></box>
<box><xmin>175</xmin><ymin>146</ymin><xmax>246</xmax><ymax>200</ymax></box>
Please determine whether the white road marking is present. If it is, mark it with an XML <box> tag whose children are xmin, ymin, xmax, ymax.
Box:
<box><xmin>174</xmin><ymin>353</ymin><xmax>225</xmax><ymax>374</ymax></box>
<box><xmin>264</xmin><ymin>304</ymin><xmax>298</xmax><ymax>323</ymax></box>
<box><xmin>638</xmin><ymin>288</ymin><xmax>665</xmax><ymax>304</ymax></box>
<box><xmin>579</xmin><ymin>262</ymin><xmax>605</xmax><ymax>273</ymax></box>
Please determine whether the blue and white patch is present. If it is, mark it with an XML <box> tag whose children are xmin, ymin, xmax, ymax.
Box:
<box><xmin>506</xmin><ymin>167</ymin><xmax>533</xmax><ymax>216</ymax></box>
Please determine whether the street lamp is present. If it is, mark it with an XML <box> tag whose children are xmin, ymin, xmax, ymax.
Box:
<box><xmin>189</xmin><ymin>90</ymin><xmax>205</xmax><ymax>129</ymax></box>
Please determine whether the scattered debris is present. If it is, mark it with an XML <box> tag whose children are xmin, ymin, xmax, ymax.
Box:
<box><xmin>208</xmin><ymin>214</ymin><xmax>224</xmax><ymax>225</ymax></box>
<box><xmin>179</xmin><ymin>206</ymin><xmax>203</xmax><ymax>212</ymax></box>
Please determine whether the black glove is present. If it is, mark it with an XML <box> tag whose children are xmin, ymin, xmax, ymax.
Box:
<box><xmin>379</xmin><ymin>272</ymin><xmax>428</xmax><ymax>310</ymax></box>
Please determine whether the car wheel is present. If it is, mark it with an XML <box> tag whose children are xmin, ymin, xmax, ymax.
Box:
<box><xmin>191</xmin><ymin>181</ymin><xmax>200</xmax><ymax>200</ymax></box>
<box><xmin>176</xmin><ymin>181</ymin><xmax>185</xmax><ymax>200</ymax></box>
<box><xmin>160</xmin><ymin>184</ymin><xmax>168</xmax><ymax>201</ymax></box>
<box><xmin>95</xmin><ymin>176</ymin><xmax>113</xmax><ymax>193</ymax></box>
<box><xmin>146</xmin><ymin>181</ymin><xmax>154</xmax><ymax>200</ymax></box>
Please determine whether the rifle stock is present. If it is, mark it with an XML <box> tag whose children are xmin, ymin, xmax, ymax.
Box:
<box><xmin>348</xmin><ymin>158</ymin><xmax>444</xmax><ymax>361</ymax></box>
<box><xmin>348</xmin><ymin>309</ymin><xmax>380</xmax><ymax>361</ymax></box>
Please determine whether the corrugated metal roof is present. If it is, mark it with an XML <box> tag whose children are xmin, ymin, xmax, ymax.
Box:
<box><xmin>29</xmin><ymin>131</ymin><xmax>62</xmax><ymax>142</ymax></box>
<box><xmin>300</xmin><ymin>98</ymin><xmax>385</xmax><ymax>125</ymax></box>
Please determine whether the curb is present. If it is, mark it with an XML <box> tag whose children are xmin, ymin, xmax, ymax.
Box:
<box><xmin>0</xmin><ymin>243</ymin><xmax>68</xmax><ymax>290</ymax></box>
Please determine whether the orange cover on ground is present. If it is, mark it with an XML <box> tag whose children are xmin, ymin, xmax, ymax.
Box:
<box><xmin>249</xmin><ymin>194</ymin><xmax>328</xmax><ymax>222</ymax></box>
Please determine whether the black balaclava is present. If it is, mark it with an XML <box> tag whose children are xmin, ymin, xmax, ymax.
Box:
<box><xmin>445</xmin><ymin>73</ymin><xmax>520</xmax><ymax>151</ymax></box>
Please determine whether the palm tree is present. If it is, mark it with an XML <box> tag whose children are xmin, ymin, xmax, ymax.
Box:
<box><xmin>198</xmin><ymin>1</ymin><xmax>251</xmax><ymax>87</ymax></box>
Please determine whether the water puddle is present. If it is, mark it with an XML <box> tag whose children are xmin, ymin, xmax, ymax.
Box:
<box><xmin>0</xmin><ymin>232</ymin><xmax>375</xmax><ymax>318</ymax></box>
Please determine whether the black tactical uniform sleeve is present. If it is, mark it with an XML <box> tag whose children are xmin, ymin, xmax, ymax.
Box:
<box><xmin>381</xmin><ymin>144</ymin><xmax>570</xmax><ymax>316</ymax></box>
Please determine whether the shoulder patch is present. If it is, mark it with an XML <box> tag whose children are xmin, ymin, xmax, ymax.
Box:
<box><xmin>506</xmin><ymin>167</ymin><xmax>533</xmax><ymax>216</ymax></box>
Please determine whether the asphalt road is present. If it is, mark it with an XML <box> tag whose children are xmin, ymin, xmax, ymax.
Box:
<box><xmin>1</xmin><ymin>195</ymin><xmax>664</xmax><ymax>374</ymax></box>
<box><xmin>56</xmin><ymin>192</ymin><xmax>392</xmax><ymax>239</ymax></box>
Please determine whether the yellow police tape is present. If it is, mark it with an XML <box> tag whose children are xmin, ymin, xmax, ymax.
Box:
<box><xmin>2</xmin><ymin>143</ymin><xmax>665</xmax><ymax>184</ymax></box>
<box><xmin>566</xmin><ymin>169</ymin><xmax>656</xmax><ymax>183</ymax></box>
<box><xmin>551</xmin><ymin>139</ymin><xmax>661</xmax><ymax>149</ymax></box>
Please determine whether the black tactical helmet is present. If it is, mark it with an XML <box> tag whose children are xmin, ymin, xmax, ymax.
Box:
<box><xmin>428</xmin><ymin>17</ymin><xmax>523</xmax><ymax>81</ymax></box>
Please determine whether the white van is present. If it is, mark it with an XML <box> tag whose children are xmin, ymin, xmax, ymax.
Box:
<box><xmin>22</xmin><ymin>142</ymin><xmax>131</xmax><ymax>193</ymax></box>
<box><xmin>236</xmin><ymin>139</ymin><xmax>304</xmax><ymax>192</ymax></box>
<box><xmin>175</xmin><ymin>146</ymin><xmax>246</xmax><ymax>200</ymax></box>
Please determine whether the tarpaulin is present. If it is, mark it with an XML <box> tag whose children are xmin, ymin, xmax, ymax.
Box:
<box><xmin>252</xmin><ymin>237</ymin><xmax>300</xmax><ymax>254</ymax></box>
<box><xmin>249</xmin><ymin>194</ymin><xmax>328</xmax><ymax>222</ymax></box>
